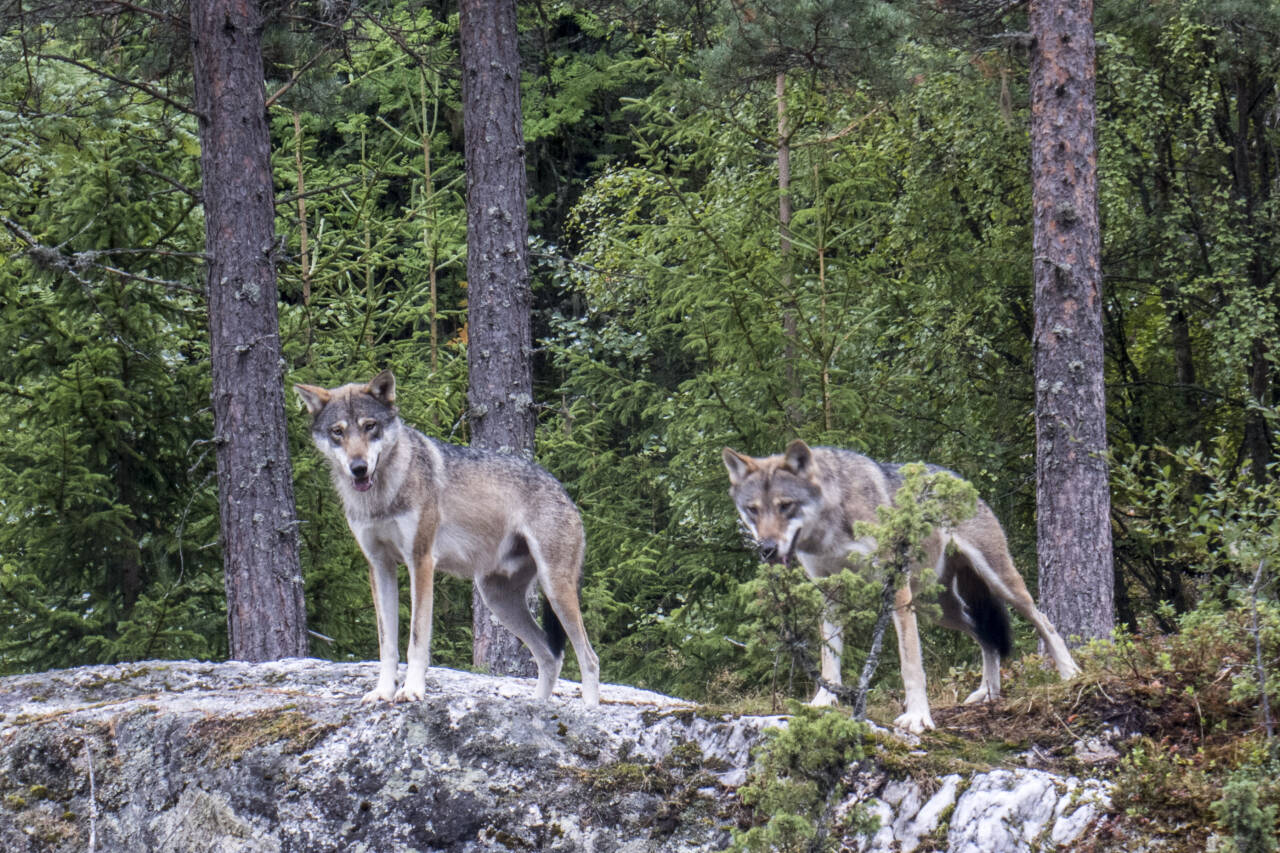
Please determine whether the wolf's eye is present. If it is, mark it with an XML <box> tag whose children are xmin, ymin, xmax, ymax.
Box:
<box><xmin>362</xmin><ymin>420</ymin><xmax>379</xmax><ymax>435</ymax></box>
<box><xmin>777</xmin><ymin>500</ymin><xmax>796</xmax><ymax>515</ymax></box>
<box><xmin>745</xmin><ymin>504</ymin><xmax>760</xmax><ymax>517</ymax></box>
<box><xmin>329</xmin><ymin>426</ymin><xmax>343</xmax><ymax>439</ymax></box>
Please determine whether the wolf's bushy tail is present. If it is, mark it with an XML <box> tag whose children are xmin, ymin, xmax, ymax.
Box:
<box><xmin>972</xmin><ymin>595</ymin><xmax>1013</xmax><ymax>658</ymax></box>
<box><xmin>542</xmin><ymin>598</ymin><xmax>567</xmax><ymax>659</ymax></box>
<box><xmin>950</xmin><ymin>553</ymin><xmax>1014</xmax><ymax>658</ymax></box>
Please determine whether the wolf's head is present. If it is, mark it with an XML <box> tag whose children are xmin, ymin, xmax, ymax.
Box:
<box><xmin>722</xmin><ymin>439</ymin><xmax>823</xmax><ymax>566</ymax></box>
<box><xmin>294</xmin><ymin>370</ymin><xmax>402</xmax><ymax>495</ymax></box>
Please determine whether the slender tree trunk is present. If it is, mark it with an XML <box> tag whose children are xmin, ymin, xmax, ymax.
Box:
<box><xmin>292</xmin><ymin>111</ymin><xmax>313</xmax><ymax>364</ymax></box>
<box><xmin>293</xmin><ymin>112</ymin><xmax>311</xmax><ymax>308</ymax></box>
<box><xmin>1029</xmin><ymin>0</ymin><xmax>1114</xmax><ymax>644</ymax></box>
<box><xmin>1231</xmin><ymin>67</ymin><xmax>1276</xmax><ymax>483</ymax></box>
<box><xmin>420</xmin><ymin>72</ymin><xmax>439</xmax><ymax>374</ymax></box>
<box><xmin>190</xmin><ymin>0</ymin><xmax>308</xmax><ymax>660</ymax></box>
<box><xmin>777</xmin><ymin>71</ymin><xmax>802</xmax><ymax>428</ymax></box>
<box><xmin>460</xmin><ymin>0</ymin><xmax>537</xmax><ymax>677</ymax></box>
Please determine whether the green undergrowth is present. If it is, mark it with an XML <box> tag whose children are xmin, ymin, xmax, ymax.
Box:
<box><xmin>729</xmin><ymin>704</ymin><xmax>877</xmax><ymax>853</ymax></box>
<box><xmin>878</xmin><ymin>606</ymin><xmax>1280</xmax><ymax>852</ymax></box>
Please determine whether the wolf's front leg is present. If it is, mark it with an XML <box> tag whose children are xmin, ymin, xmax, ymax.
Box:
<box><xmin>397</xmin><ymin>553</ymin><xmax>435</xmax><ymax>702</ymax></box>
<box><xmin>808</xmin><ymin>606</ymin><xmax>844</xmax><ymax>707</ymax></box>
<box><xmin>363</xmin><ymin>557</ymin><xmax>400</xmax><ymax>703</ymax></box>
<box><xmin>891</xmin><ymin>586</ymin><xmax>935</xmax><ymax>733</ymax></box>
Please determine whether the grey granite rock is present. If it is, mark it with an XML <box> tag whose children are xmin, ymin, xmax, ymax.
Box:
<box><xmin>0</xmin><ymin>659</ymin><xmax>1111</xmax><ymax>852</ymax></box>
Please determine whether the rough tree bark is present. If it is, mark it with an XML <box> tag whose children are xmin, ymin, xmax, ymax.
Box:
<box><xmin>460</xmin><ymin>0</ymin><xmax>538</xmax><ymax>677</ymax></box>
<box><xmin>1228</xmin><ymin>67</ymin><xmax>1277</xmax><ymax>484</ymax></box>
<box><xmin>1029</xmin><ymin>0</ymin><xmax>1115</xmax><ymax>644</ymax></box>
<box><xmin>190</xmin><ymin>0</ymin><xmax>308</xmax><ymax>660</ymax></box>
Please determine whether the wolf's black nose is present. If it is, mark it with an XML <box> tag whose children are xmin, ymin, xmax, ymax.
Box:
<box><xmin>758</xmin><ymin>541</ymin><xmax>781</xmax><ymax>564</ymax></box>
<box><xmin>349</xmin><ymin>459</ymin><xmax>368</xmax><ymax>478</ymax></box>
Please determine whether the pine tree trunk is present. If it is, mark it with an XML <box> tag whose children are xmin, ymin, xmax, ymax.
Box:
<box><xmin>1230</xmin><ymin>68</ymin><xmax>1277</xmax><ymax>484</ymax></box>
<box><xmin>460</xmin><ymin>0</ymin><xmax>537</xmax><ymax>677</ymax></box>
<box><xmin>190</xmin><ymin>0</ymin><xmax>308</xmax><ymax>661</ymax></box>
<box><xmin>1029</xmin><ymin>0</ymin><xmax>1115</xmax><ymax>644</ymax></box>
<box><xmin>777</xmin><ymin>71</ymin><xmax>802</xmax><ymax>429</ymax></box>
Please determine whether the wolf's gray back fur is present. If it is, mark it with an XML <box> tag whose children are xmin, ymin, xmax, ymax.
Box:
<box><xmin>825</xmin><ymin>454</ymin><xmax>1014</xmax><ymax>656</ymax></box>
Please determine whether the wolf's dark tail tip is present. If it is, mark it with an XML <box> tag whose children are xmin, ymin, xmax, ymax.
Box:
<box><xmin>543</xmin><ymin>598</ymin><xmax>567</xmax><ymax>659</ymax></box>
<box><xmin>972</xmin><ymin>597</ymin><xmax>1013</xmax><ymax>658</ymax></box>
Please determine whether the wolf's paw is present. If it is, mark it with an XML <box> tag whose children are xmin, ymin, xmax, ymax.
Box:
<box><xmin>807</xmin><ymin>687</ymin><xmax>840</xmax><ymax>708</ymax></box>
<box><xmin>963</xmin><ymin>685</ymin><xmax>996</xmax><ymax>705</ymax></box>
<box><xmin>893</xmin><ymin>710</ymin><xmax>935</xmax><ymax>734</ymax></box>
<box><xmin>361</xmin><ymin>687</ymin><xmax>395</xmax><ymax>704</ymax></box>
<box><xmin>1058</xmin><ymin>659</ymin><xmax>1083</xmax><ymax>680</ymax></box>
<box><xmin>393</xmin><ymin>683</ymin><xmax>426</xmax><ymax>703</ymax></box>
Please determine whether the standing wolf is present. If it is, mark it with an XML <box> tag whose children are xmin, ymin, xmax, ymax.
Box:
<box><xmin>722</xmin><ymin>440</ymin><xmax>1080</xmax><ymax>733</ymax></box>
<box><xmin>295</xmin><ymin>370</ymin><xmax>600</xmax><ymax>706</ymax></box>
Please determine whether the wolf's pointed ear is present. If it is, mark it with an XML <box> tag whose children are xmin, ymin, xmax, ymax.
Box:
<box><xmin>294</xmin><ymin>384</ymin><xmax>331</xmax><ymax>416</ymax></box>
<box><xmin>368</xmin><ymin>369</ymin><xmax>396</xmax><ymax>405</ymax></box>
<box><xmin>783</xmin><ymin>439</ymin><xmax>815</xmax><ymax>478</ymax></box>
<box><xmin>722</xmin><ymin>447</ymin><xmax>757</xmax><ymax>485</ymax></box>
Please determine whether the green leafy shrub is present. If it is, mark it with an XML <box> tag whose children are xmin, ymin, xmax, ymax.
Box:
<box><xmin>1212</xmin><ymin>764</ymin><xmax>1279</xmax><ymax>853</ymax></box>
<box><xmin>731</xmin><ymin>705</ymin><xmax>875</xmax><ymax>852</ymax></box>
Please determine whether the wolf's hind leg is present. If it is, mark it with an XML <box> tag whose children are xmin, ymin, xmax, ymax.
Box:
<box><xmin>964</xmin><ymin>644</ymin><xmax>1003</xmax><ymax>704</ymax></box>
<box><xmin>1001</xmin><ymin>585</ymin><xmax>1082</xmax><ymax>680</ymax></box>
<box><xmin>941</xmin><ymin>554</ymin><xmax>1011</xmax><ymax>704</ymax></box>
<box><xmin>529</xmin><ymin>532</ymin><xmax>600</xmax><ymax>706</ymax></box>
<box><xmin>475</xmin><ymin>567</ymin><xmax>564</xmax><ymax>700</ymax></box>
<box><xmin>953</xmin><ymin>536</ymin><xmax>1081</xmax><ymax>681</ymax></box>
<box><xmin>541</xmin><ymin>581</ymin><xmax>600</xmax><ymax>707</ymax></box>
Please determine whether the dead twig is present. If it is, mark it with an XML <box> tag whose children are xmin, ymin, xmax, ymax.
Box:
<box><xmin>852</xmin><ymin>560</ymin><xmax>905</xmax><ymax>722</ymax></box>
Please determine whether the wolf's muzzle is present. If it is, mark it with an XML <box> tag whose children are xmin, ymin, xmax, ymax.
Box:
<box><xmin>349</xmin><ymin>459</ymin><xmax>373</xmax><ymax>492</ymax></box>
<box><xmin>757</xmin><ymin>539</ymin><xmax>786</xmax><ymax>566</ymax></box>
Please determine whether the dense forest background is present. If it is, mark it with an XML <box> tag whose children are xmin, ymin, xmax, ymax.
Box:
<box><xmin>1</xmin><ymin>0</ymin><xmax>1277</xmax><ymax>730</ymax></box>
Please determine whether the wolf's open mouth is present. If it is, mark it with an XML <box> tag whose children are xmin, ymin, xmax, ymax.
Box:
<box><xmin>352</xmin><ymin>474</ymin><xmax>373</xmax><ymax>492</ymax></box>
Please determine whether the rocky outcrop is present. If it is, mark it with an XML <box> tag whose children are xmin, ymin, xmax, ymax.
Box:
<box><xmin>0</xmin><ymin>659</ymin><xmax>1110</xmax><ymax>851</ymax></box>
<box><xmin>852</xmin><ymin>769</ymin><xmax>1110</xmax><ymax>853</ymax></box>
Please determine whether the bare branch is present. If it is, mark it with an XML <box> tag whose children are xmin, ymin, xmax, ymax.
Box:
<box><xmin>3</xmin><ymin>214</ymin><xmax>202</xmax><ymax>295</ymax></box>
<box><xmin>41</xmin><ymin>53</ymin><xmax>197</xmax><ymax>117</ymax></box>
<box><xmin>264</xmin><ymin>49</ymin><xmax>327</xmax><ymax>110</ymax></box>
<box><xmin>1249</xmin><ymin>560</ymin><xmax>1274</xmax><ymax>739</ymax></box>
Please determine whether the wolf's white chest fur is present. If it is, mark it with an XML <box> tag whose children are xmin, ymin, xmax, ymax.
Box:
<box><xmin>350</xmin><ymin>510</ymin><xmax>420</xmax><ymax>567</ymax></box>
<box><xmin>349</xmin><ymin>507</ymin><xmax>487</xmax><ymax>579</ymax></box>
<box><xmin>797</xmin><ymin>534</ymin><xmax>877</xmax><ymax>580</ymax></box>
